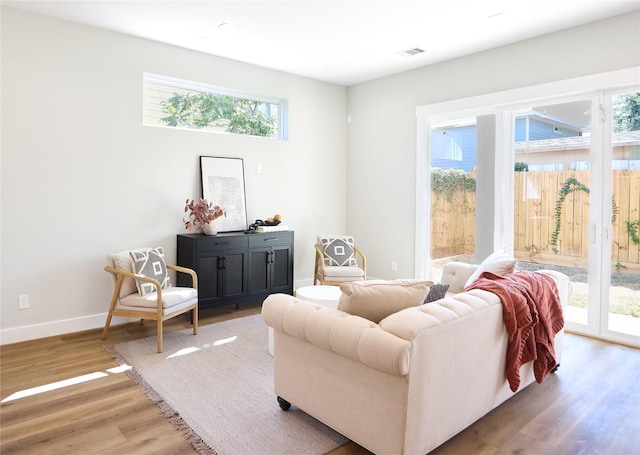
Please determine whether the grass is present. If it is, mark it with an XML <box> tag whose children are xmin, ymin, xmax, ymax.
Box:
<box><xmin>516</xmin><ymin>260</ymin><xmax>640</xmax><ymax>318</ymax></box>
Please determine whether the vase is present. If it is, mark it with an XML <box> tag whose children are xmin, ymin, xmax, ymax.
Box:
<box><xmin>203</xmin><ymin>222</ymin><xmax>218</xmax><ymax>236</ymax></box>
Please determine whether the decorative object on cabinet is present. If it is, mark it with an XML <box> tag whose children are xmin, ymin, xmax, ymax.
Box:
<box><xmin>200</xmin><ymin>156</ymin><xmax>247</xmax><ymax>232</ymax></box>
<box><xmin>183</xmin><ymin>198</ymin><xmax>226</xmax><ymax>234</ymax></box>
<box><xmin>202</xmin><ymin>222</ymin><xmax>218</xmax><ymax>236</ymax></box>
<box><xmin>246</xmin><ymin>214</ymin><xmax>287</xmax><ymax>233</ymax></box>
<box><xmin>177</xmin><ymin>231</ymin><xmax>294</xmax><ymax>310</ymax></box>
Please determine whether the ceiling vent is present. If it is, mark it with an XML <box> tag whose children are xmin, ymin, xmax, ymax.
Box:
<box><xmin>399</xmin><ymin>47</ymin><xmax>425</xmax><ymax>57</ymax></box>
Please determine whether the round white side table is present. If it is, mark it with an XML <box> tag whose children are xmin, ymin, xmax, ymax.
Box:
<box><xmin>295</xmin><ymin>285</ymin><xmax>342</xmax><ymax>309</ymax></box>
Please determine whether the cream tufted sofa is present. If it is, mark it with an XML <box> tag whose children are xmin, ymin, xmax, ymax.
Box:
<box><xmin>262</xmin><ymin>262</ymin><xmax>571</xmax><ymax>455</ymax></box>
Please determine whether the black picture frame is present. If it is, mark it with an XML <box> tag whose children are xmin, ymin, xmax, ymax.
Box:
<box><xmin>199</xmin><ymin>156</ymin><xmax>248</xmax><ymax>232</ymax></box>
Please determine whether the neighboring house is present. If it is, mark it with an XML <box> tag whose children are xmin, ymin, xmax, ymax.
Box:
<box><xmin>515</xmin><ymin>130</ymin><xmax>640</xmax><ymax>170</ymax></box>
<box><xmin>430</xmin><ymin>111</ymin><xmax>585</xmax><ymax>171</ymax></box>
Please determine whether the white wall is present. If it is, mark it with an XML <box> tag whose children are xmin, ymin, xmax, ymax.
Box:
<box><xmin>0</xmin><ymin>7</ymin><xmax>347</xmax><ymax>342</ymax></box>
<box><xmin>2</xmin><ymin>8</ymin><xmax>639</xmax><ymax>344</ymax></box>
<box><xmin>346</xmin><ymin>11</ymin><xmax>640</xmax><ymax>280</ymax></box>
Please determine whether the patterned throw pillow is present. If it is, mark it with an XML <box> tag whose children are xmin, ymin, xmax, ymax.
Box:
<box><xmin>424</xmin><ymin>283</ymin><xmax>450</xmax><ymax>303</ymax></box>
<box><xmin>318</xmin><ymin>236</ymin><xmax>357</xmax><ymax>267</ymax></box>
<box><xmin>130</xmin><ymin>247</ymin><xmax>172</xmax><ymax>296</ymax></box>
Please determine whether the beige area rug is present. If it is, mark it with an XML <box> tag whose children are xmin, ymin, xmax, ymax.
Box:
<box><xmin>106</xmin><ymin>314</ymin><xmax>348</xmax><ymax>455</ymax></box>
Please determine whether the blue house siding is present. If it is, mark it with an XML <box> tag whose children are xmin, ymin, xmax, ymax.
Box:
<box><xmin>528</xmin><ymin>118</ymin><xmax>580</xmax><ymax>140</ymax></box>
<box><xmin>515</xmin><ymin>118</ymin><xmax>581</xmax><ymax>142</ymax></box>
<box><xmin>430</xmin><ymin>124</ymin><xmax>476</xmax><ymax>172</ymax></box>
<box><xmin>432</xmin><ymin>114</ymin><xmax>582</xmax><ymax>171</ymax></box>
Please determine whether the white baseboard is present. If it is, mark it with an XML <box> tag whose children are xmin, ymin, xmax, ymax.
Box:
<box><xmin>2</xmin><ymin>278</ymin><xmax>317</xmax><ymax>346</ymax></box>
<box><xmin>0</xmin><ymin>313</ymin><xmax>135</xmax><ymax>346</ymax></box>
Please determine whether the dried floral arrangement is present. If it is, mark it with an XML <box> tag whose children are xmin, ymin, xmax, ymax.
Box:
<box><xmin>183</xmin><ymin>198</ymin><xmax>226</xmax><ymax>231</ymax></box>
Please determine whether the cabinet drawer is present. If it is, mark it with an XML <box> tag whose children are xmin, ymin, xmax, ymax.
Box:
<box><xmin>198</xmin><ymin>235</ymin><xmax>248</xmax><ymax>251</ymax></box>
<box><xmin>248</xmin><ymin>231</ymin><xmax>293</xmax><ymax>247</ymax></box>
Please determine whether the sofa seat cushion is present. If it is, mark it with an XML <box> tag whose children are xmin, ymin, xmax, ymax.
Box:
<box><xmin>339</xmin><ymin>279</ymin><xmax>432</xmax><ymax>323</ymax></box>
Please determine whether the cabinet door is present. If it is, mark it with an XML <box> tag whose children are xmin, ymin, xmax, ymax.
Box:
<box><xmin>220</xmin><ymin>248</ymin><xmax>247</xmax><ymax>300</ymax></box>
<box><xmin>247</xmin><ymin>247</ymin><xmax>270</xmax><ymax>295</ymax></box>
<box><xmin>197</xmin><ymin>252</ymin><xmax>223</xmax><ymax>304</ymax></box>
<box><xmin>270</xmin><ymin>244</ymin><xmax>293</xmax><ymax>293</ymax></box>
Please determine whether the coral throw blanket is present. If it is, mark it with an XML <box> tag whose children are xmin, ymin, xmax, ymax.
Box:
<box><xmin>466</xmin><ymin>271</ymin><xmax>564</xmax><ymax>392</ymax></box>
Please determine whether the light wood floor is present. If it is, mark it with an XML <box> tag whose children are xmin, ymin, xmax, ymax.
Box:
<box><xmin>1</xmin><ymin>303</ymin><xmax>639</xmax><ymax>455</ymax></box>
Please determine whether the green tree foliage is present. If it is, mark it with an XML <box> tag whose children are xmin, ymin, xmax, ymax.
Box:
<box><xmin>159</xmin><ymin>92</ymin><xmax>277</xmax><ymax>137</ymax></box>
<box><xmin>612</xmin><ymin>93</ymin><xmax>640</xmax><ymax>133</ymax></box>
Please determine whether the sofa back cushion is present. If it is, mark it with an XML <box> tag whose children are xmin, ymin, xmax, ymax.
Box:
<box><xmin>338</xmin><ymin>279</ymin><xmax>432</xmax><ymax>323</ymax></box>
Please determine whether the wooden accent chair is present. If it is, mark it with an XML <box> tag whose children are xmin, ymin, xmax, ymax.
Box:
<box><xmin>103</xmin><ymin>247</ymin><xmax>198</xmax><ymax>353</ymax></box>
<box><xmin>314</xmin><ymin>235</ymin><xmax>366</xmax><ymax>286</ymax></box>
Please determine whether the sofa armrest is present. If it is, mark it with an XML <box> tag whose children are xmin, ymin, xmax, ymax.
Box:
<box><xmin>533</xmin><ymin>269</ymin><xmax>572</xmax><ymax>308</ymax></box>
<box><xmin>262</xmin><ymin>293</ymin><xmax>412</xmax><ymax>376</ymax></box>
<box><xmin>440</xmin><ymin>262</ymin><xmax>478</xmax><ymax>293</ymax></box>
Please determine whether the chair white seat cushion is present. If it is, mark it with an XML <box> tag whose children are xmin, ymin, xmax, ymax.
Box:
<box><xmin>119</xmin><ymin>287</ymin><xmax>197</xmax><ymax>310</ymax></box>
<box><xmin>323</xmin><ymin>265</ymin><xmax>365</xmax><ymax>279</ymax></box>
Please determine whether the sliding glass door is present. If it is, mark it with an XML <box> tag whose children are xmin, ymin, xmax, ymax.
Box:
<box><xmin>605</xmin><ymin>90</ymin><xmax>640</xmax><ymax>341</ymax></box>
<box><xmin>512</xmin><ymin>99</ymin><xmax>594</xmax><ymax>329</ymax></box>
<box><xmin>510</xmin><ymin>93</ymin><xmax>640</xmax><ymax>345</ymax></box>
<box><xmin>417</xmin><ymin>72</ymin><xmax>640</xmax><ymax>347</ymax></box>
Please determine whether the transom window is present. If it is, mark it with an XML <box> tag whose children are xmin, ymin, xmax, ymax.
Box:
<box><xmin>143</xmin><ymin>73</ymin><xmax>287</xmax><ymax>140</ymax></box>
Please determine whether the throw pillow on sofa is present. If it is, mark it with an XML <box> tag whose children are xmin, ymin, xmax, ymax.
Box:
<box><xmin>464</xmin><ymin>251</ymin><xmax>516</xmax><ymax>289</ymax></box>
<box><xmin>424</xmin><ymin>283</ymin><xmax>449</xmax><ymax>303</ymax></box>
<box><xmin>338</xmin><ymin>279</ymin><xmax>433</xmax><ymax>323</ymax></box>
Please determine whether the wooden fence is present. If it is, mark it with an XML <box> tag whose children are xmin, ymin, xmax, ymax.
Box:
<box><xmin>431</xmin><ymin>169</ymin><xmax>640</xmax><ymax>270</ymax></box>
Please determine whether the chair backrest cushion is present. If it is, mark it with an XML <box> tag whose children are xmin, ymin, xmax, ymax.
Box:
<box><xmin>108</xmin><ymin>247</ymin><xmax>171</xmax><ymax>298</ymax></box>
<box><xmin>317</xmin><ymin>235</ymin><xmax>357</xmax><ymax>267</ymax></box>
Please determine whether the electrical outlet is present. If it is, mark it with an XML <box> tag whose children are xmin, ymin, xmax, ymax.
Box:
<box><xmin>19</xmin><ymin>294</ymin><xmax>29</xmax><ymax>310</ymax></box>
<box><xmin>256</xmin><ymin>163</ymin><xmax>262</xmax><ymax>174</ymax></box>
<box><xmin>391</xmin><ymin>261</ymin><xmax>398</xmax><ymax>271</ymax></box>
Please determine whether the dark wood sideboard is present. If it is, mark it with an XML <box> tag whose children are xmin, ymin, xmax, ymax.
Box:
<box><xmin>176</xmin><ymin>231</ymin><xmax>294</xmax><ymax>310</ymax></box>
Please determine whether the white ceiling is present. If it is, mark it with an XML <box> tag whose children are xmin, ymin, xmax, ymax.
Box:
<box><xmin>3</xmin><ymin>1</ymin><xmax>640</xmax><ymax>86</ymax></box>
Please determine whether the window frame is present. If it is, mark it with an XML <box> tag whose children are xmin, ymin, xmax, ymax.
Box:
<box><xmin>143</xmin><ymin>72</ymin><xmax>288</xmax><ymax>140</ymax></box>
